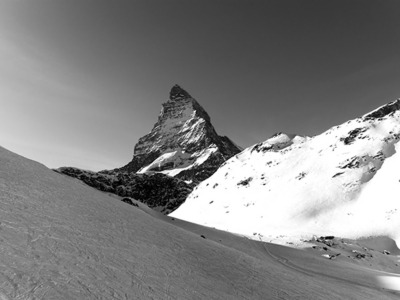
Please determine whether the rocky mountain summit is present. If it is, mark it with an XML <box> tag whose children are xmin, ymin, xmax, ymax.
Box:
<box><xmin>57</xmin><ymin>85</ymin><xmax>240</xmax><ymax>213</ymax></box>
<box><xmin>119</xmin><ymin>84</ymin><xmax>241</xmax><ymax>182</ymax></box>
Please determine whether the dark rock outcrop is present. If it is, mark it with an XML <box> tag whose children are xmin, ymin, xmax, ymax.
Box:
<box><xmin>170</xmin><ymin>84</ymin><xmax>192</xmax><ymax>101</ymax></box>
<box><xmin>56</xmin><ymin>167</ymin><xmax>193</xmax><ymax>214</ymax></box>
<box><xmin>363</xmin><ymin>99</ymin><xmax>400</xmax><ymax>120</ymax></box>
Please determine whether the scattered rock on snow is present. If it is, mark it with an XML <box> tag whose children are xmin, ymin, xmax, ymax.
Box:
<box><xmin>316</xmin><ymin>236</ymin><xmax>337</xmax><ymax>247</ymax></box>
<box><xmin>237</xmin><ymin>177</ymin><xmax>253</xmax><ymax>186</ymax></box>
<box><xmin>322</xmin><ymin>253</ymin><xmax>341</xmax><ymax>260</ymax></box>
<box><xmin>121</xmin><ymin>197</ymin><xmax>139</xmax><ymax>207</ymax></box>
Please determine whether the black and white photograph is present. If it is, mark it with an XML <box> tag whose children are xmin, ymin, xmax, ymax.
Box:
<box><xmin>0</xmin><ymin>0</ymin><xmax>400</xmax><ymax>299</ymax></box>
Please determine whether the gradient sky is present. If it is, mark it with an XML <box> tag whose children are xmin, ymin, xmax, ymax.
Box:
<box><xmin>1</xmin><ymin>0</ymin><xmax>400</xmax><ymax>171</ymax></box>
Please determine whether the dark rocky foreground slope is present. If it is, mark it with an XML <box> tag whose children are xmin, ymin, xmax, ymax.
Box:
<box><xmin>57</xmin><ymin>85</ymin><xmax>240</xmax><ymax>213</ymax></box>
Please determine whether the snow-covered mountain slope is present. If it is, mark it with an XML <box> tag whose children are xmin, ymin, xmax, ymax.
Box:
<box><xmin>171</xmin><ymin>99</ymin><xmax>400</xmax><ymax>246</ymax></box>
<box><xmin>0</xmin><ymin>146</ymin><xmax>398</xmax><ymax>299</ymax></box>
<box><xmin>119</xmin><ymin>84</ymin><xmax>241</xmax><ymax>182</ymax></box>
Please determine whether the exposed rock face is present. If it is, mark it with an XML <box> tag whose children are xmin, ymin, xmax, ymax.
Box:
<box><xmin>363</xmin><ymin>99</ymin><xmax>400</xmax><ymax>120</ymax></box>
<box><xmin>57</xmin><ymin>85</ymin><xmax>240</xmax><ymax>213</ymax></box>
<box><xmin>56</xmin><ymin>167</ymin><xmax>192</xmax><ymax>214</ymax></box>
<box><xmin>119</xmin><ymin>84</ymin><xmax>241</xmax><ymax>182</ymax></box>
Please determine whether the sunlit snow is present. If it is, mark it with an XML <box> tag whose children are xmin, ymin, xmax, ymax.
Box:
<box><xmin>138</xmin><ymin>146</ymin><xmax>217</xmax><ymax>177</ymax></box>
<box><xmin>171</xmin><ymin>100</ymin><xmax>400</xmax><ymax>247</ymax></box>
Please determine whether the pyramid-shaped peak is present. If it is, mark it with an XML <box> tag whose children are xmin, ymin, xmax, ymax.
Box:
<box><xmin>169</xmin><ymin>84</ymin><xmax>192</xmax><ymax>101</ymax></box>
<box><xmin>118</xmin><ymin>84</ymin><xmax>241</xmax><ymax>182</ymax></box>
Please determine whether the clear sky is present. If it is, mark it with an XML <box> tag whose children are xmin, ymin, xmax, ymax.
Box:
<box><xmin>1</xmin><ymin>0</ymin><xmax>400</xmax><ymax>171</ymax></box>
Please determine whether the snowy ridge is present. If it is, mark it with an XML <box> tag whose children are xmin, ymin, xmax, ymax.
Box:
<box><xmin>171</xmin><ymin>99</ymin><xmax>400</xmax><ymax>246</ymax></box>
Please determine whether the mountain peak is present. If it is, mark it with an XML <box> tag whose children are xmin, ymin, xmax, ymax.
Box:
<box><xmin>119</xmin><ymin>85</ymin><xmax>241</xmax><ymax>183</ymax></box>
<box><xmin>169</xmin><ymin>84</ymin><xmax>192</xmax><ymax>101</ymax></box>
<box><xmin>60</xmin><ymin>85</ymin><xmax>240</xmax><ymax>213</ymax></box>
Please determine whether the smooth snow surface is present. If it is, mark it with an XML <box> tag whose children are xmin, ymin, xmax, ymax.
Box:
<box><xmin>171</xmin><ymin>101</ymin><xmax>400</xmax><ymax>246</ymax></box>
<box><xmin>0</xmin><ymin>146</ymin><xmax>399</xmax><ymax>299</ymax></box>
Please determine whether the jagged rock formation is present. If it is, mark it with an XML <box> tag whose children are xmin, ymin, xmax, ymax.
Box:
<box><xmin>55</xmin><ymin>167</ymin><xmax>192</xmax><ymax>214</ymax></box>
<box><xmin>57</xmin><ymin>85</ymin><xmax>240</xmax><ymax>213</ymax></box>
<box><xmin>171</xmin><ymin>99</ymin><xmax>400</xmax><ymax>246</ymax></box>
<box><xmin>119</xmin><ymin>84</ymin><xmax>241</xmax><ymax>183</ymax></box>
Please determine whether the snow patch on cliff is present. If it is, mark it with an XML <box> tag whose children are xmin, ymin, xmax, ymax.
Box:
<box><xmin>139</xmin><ymin>146</ymin><xmax>218</xmax><ymax>177</ymax></box>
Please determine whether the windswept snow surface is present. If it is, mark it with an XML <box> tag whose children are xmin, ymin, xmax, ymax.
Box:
<box><xmin>171</xmin><ymin>100</ymin><xmax>400</xmax><ymax>246</ymax></box>
<box><xmin>0</xmin><ymin>146</ymin><xmax>398</xmax><ymax>299</ymax></box>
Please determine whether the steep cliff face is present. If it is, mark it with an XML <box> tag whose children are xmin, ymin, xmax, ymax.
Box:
<box><xmin>119</xmin><ymin>85</ymin><xmax>241</xmax><ymax>182</ymax></box>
